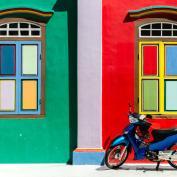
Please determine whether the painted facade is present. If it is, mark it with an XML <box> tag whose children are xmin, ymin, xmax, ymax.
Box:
<box><xmin>0</xmin><ymin>0</ymin><xmax>77</xmax><ymax>163</ymax></box>
<box><xmin>102</xmin><ymin>0</ymin><xmax>177</xmax><ymax>151</ymax></box>
<box><xmin>74</xmin><ymin>0</ymin><xmax>177</xmax><ymax>164</ymax></box>
<box><xmin>1</xmin><ymin>0</ymin><xmax>177</xmax><ymax>165</ymax></box>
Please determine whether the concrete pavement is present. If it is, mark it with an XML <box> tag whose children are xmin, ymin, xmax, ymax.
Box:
<box><xmin>0</xmin><ymin>164</ymin><xmax>176</xmax><ymax>177</ymax></box>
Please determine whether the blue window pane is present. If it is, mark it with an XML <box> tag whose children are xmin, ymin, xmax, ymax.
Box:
<box><xmin>165</xmin><ymin>80</ymin><xmax>177</xmax><ymax>111</ymax></box>
<box><xmin>0</xmin><ymin>45</ymin><xmax>15</xmax><ymax>75</ymax></box>
<box><xmin>166</xmin><ymin>46</ymin><xmax>177</xmax><ymax>75</ymax></box>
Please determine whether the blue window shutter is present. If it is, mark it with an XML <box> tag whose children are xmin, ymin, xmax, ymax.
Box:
<box><xmin>18</xmin><ymin>41</ymin><xmax>41</xmax><ymax>115</ymax></box>
<box><xmin>0</xmin><ymin>41</ymin><xmax>41</xmax><ymax>115</ymax></box>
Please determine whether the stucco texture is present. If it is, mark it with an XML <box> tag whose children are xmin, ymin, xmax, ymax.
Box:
<box><xmin>0</xmin><ymin>0</ymin><xmax>77</xmax><ymax>163</ymax></box>
<box><xmin>102</xmin><ymin>0</ymin><xmax>177</xmax><ymax>148</ymax></box>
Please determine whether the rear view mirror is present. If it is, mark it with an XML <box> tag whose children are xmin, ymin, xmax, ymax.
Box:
<box><xmin>146</xmin><ymin>114</ymin><xmax>152</xmax><ymax>119</ymax></box>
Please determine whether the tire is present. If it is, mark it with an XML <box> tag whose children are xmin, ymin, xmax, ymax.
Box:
<box><xmin>105</xmin><ymin>144</ymin><xmax>129</xmax><ymax>169</ymax></box>
<box><xmin>168</xmin><ymin>143</ymin><xmax>177</xmax><ymax>169</ymax></box>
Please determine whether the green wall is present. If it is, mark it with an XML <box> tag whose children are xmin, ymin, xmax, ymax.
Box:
<box><xmin>0</xmin><ymin>0</ymin><xmax>77</xmax><ymax>163</ymax></box>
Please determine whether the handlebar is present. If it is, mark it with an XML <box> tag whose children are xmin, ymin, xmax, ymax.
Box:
<box><xmin>128</xmin><ymin>104</ymin><xmax>152</xmax><ymax>126</ymax></box>
<box><xmin>129</xmin><ymin>112</ymin><xmax>152</xmax><ymax>126</ymax></box>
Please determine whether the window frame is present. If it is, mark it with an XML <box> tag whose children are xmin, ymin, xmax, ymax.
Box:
<box><xmin>139</xmin><ymin>41</ymin><xmax>177</xmax><ymax>115</ymax></box>
<box><xmin>0</xmin><ymin>41</ymin><xmax>41</xmax><ymax>115</ymax></box>
<box><xmin>139</xmin><ymin>22</ymin><xmax>177</xmax><ymax>38</ymax></box>
<box><xmin>0</xmin><ymin>22</ymin><xmax>41</xmax><ymax>37</ymax></box>
<box><xmin>0</xmin><ymin>18</ymin><xmax>45</xmax><ymax>118</ymax></box>
<box><xmin>135</xmin><ymin>19</ymin><xmax>177</xmax><ymax>118</ymax></box>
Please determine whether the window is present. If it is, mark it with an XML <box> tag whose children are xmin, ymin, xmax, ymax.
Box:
<box><xmin>139</xmin><ymin>41</ymin><xmax>177</xmax><ymax>115</ymax></box>
<box><xmin>138</xmin><ymin>21</ymin><xmax>177</xmax><ymax>116</ymax></box>
<box><xmin>0</xmin><ymin>20</ymin><xmax>44</xmax><ymax>117</ymax></box>
<box><xmin>0</xmin><ymin>41</ymin><xmax>41</xmax><ymax>115</ymax></box>
<box><xmin>0</xmin><ymin>22</ymin><xmax>41</xmax><ymax>37</ymax></box>
<box><xmin>139</xmin><ymin>22</ymin><xmax>177</xmax><ymax>38</ymax></box>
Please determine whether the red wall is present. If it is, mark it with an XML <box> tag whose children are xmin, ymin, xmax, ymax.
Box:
<box><xmin>102</xmin><ymin>0</ymin><xmax>177</xmax><ymax>148</ymax></box>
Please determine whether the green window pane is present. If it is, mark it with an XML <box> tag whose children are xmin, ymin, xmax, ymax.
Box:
<box><xmin>165</xmin><ymin>80</ymin><xmax>177</xmax><ymax>111</ymax></box>
<box><xmin>22</xmin><ymin>45</ymin><xmax>38</xmax><ymax>75</ymax></box>
<box><xmin>142</xmin><ymin>80</ymin><xmax>158</xmax><ymax>112</ymax></box>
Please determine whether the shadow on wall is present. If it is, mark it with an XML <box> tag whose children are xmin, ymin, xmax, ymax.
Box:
<box><xmin>53</xmin><ymin>0</ymin><xmax>77</xmax><ymax>164</ymax></box>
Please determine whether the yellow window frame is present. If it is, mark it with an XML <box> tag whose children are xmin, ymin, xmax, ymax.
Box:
<box><xmin>139</xmin><ymin>41</ymin><xmax>177</xmax><ymax>115</ymax></box>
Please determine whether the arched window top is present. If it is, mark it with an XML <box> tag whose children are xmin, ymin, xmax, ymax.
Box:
<box><xmin>0</xmin><ymin>22</ymin><xmax>41</xmax><ymax>37</ymax></box>
<box><xmin>139</xmin><ymin>22</ymin><xmax>177</xmax><ymax>38</ymax></box>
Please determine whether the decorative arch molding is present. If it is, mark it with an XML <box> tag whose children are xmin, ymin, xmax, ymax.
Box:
<box><xmin>0</xmin><ymin>8</ymin><xmax>53</xmax><ymax>23</ymax></box>
<box><xmin>126</xmin><ymin>6</ymin><xmax>177</xmax><ymax>22</ymax></box>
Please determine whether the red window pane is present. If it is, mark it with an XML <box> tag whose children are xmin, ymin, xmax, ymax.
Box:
<box><xmin>143</xmin><ymin>45</ymin><xmax>158</xmax><ymax>76</ymax></box>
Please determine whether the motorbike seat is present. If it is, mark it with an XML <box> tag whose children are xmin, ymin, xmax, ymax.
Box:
<box><xmin>152</xmin><ymin>128</ymin><xmax>177</xmax><ymax>142</ymax></box>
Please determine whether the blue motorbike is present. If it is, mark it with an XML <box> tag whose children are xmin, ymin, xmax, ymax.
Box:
<box><xmin>105</xmin><ymin>107</ymin><xmax>177</xmax><ymax>170</ymax></box>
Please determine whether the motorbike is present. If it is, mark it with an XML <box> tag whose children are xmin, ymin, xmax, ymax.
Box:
<box><xmin>104</xmin><ymin>105</ymin><xmax>177</xmax><ymax>170</ymax></box>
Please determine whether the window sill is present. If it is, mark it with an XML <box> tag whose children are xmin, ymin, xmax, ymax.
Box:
<box><xmin>0</xmin><ymin>114</ymin><xmax>45</xmax><ymax>119</ymax></box>
<box><xmin>151</xmin><ymin>115</ymin><xmax>177</xmax><ymax>119</ymax></box>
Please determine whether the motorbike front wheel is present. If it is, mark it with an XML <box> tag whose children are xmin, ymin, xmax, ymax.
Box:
<box><xmin>105</xmin><ymin>144</ymin><xmax>129</xmax><ymax>169</ymax></box>
<box><xmin>168</xmin><ymin>143</ymin><xmax>177</xmax><ymax>169</ymax></box>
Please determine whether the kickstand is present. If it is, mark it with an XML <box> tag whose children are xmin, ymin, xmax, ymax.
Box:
<box><xmin>156</xmin><ymin>161</ymin><xmax>160</xmax><ymax>171</ymax></box>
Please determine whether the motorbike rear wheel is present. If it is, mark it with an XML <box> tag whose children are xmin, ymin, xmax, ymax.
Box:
<box><xmin>105</xmin><ymin>144</ymin><xmax>129</xmax><ymax>169</ymax></box>
<box><xmin>168</xmin><ymin>143</ymin><xmax>177</xmax><ymax>169</ymax></box>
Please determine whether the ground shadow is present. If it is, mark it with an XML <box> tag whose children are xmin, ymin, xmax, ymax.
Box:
<box><xmin>96</xmin><ymin>164</ymin><xmax>176</xmax><ymax>171</ymax></box>
<box><xmin>53</xmin><ymin>0</ymin><xmax>77</xmax><ymax>164</ymax></box>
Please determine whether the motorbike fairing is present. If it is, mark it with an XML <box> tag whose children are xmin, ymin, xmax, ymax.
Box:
<box><xmin>149</xmin><ymin>134</ymin><xmax>177</xmax><ymax>151</ymax></box>
<box><xmin>110</xmin><ymin>135</ymin><xmax>130</xmax><ymax>147</ymax></box>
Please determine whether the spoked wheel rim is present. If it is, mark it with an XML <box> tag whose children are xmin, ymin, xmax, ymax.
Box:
<box><xmin>107</xmin><ymin>144</ymin><xmax>128</xmax><ymax>168</ymax></box>
<box><xmin>168</xmin><ymin>143</ymin><xmax>177</xmax><ymax>169</ymax></box>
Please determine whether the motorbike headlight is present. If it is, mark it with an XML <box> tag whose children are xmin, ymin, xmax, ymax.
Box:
<box><xmin>129</xmin><ymin>116</ymin><xmax>138</xmax><ymax>123</ymax></box>
<box><xmin>139</xmin><ymin>115</ymin><xmax>146</xmax><ymax>120</ymax></box>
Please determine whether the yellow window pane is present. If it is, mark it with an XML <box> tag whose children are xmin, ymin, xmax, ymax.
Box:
<box><xmin>22</xmin><ymin>80</ymin><xmax>37</xmax><ymax>110</ymax></box>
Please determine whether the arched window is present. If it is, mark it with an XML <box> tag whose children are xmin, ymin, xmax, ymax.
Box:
<box><xmin>0</xmin><ymin>22</ymin><xmax>41</xmax><ymax>37</ymax></box>
<box><xmin>0</xmin><ymin>18</ymin><xmax>45</xmax><ymax>117</ymax></box>
<box><xmin>138</xmin><ymin>21</ymin><xmax>177</xmax><ymax>115</ymax></box>
<box><xmin>0</xmin><ymin>8</ymin><xmax>53</xmax><ymax>118</ymax></box>
<box><xmin>139</xmin><ymin>22</ymin><xmax>177</xmax><ymax>38</ymax></box>
<box><xmin>127</xmin><ymin>6</ymin><xmax>177</xmax><ymax>117</ymax></box>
